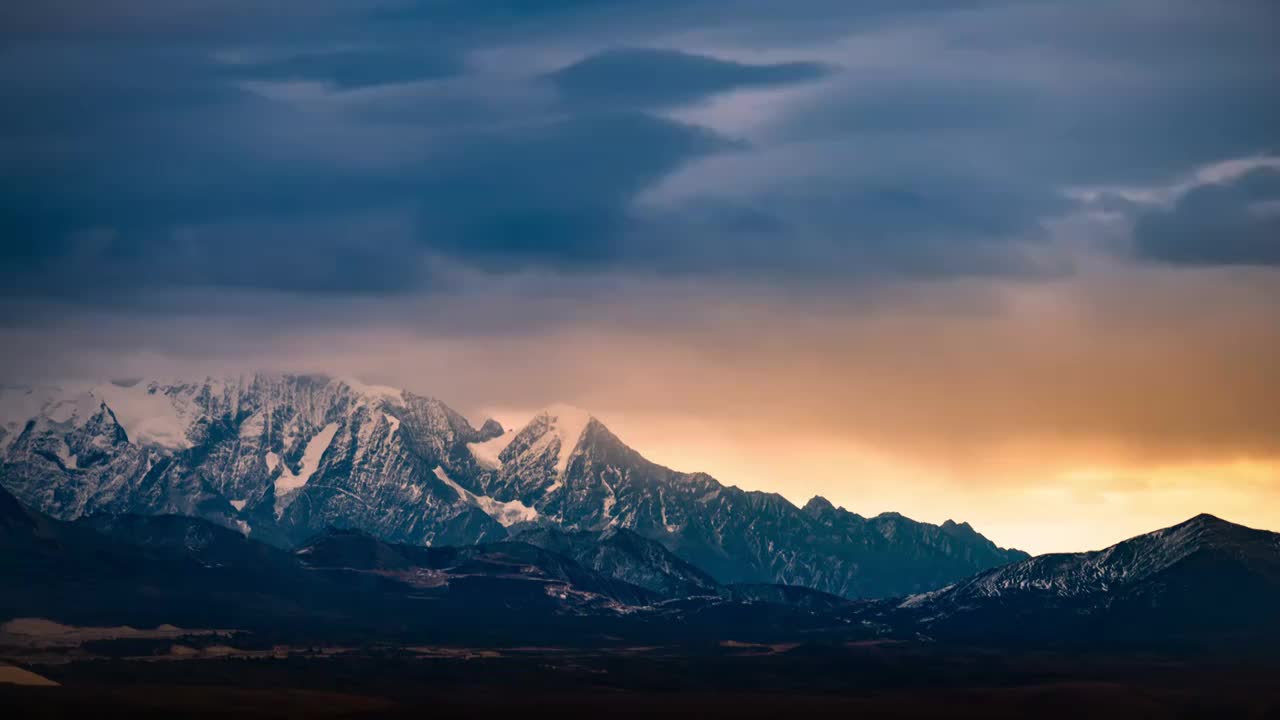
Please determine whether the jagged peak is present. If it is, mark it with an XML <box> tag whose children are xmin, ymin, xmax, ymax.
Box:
<box><xmin>533</xmin><ymin>404</ymin><xmax>595</xmax><ymax>457</ymax></box>
<box><xmin>476</xmin><ymin>418</ymin><xmax>504</xmax><ymax>441</ymax></box>
<box><xmin>334</xmin><ymin>376</ymin><xmax>406</xmax><ymax>404</ymax></box>
<box><xmin>506</xmin><ymin>403</ymin><xmax>599</xmax><ymax>476</ymax></box>
<box><xmin>802</xmin><ymin>496</ymin><xmax>835</xmax><ymax>515</ymax></box>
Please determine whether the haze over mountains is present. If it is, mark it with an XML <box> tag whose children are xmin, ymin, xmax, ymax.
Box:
<box><xmin>0</xmin><ymin>373</ymin><xmax>1026</xmax><ymax>599</ymax></box>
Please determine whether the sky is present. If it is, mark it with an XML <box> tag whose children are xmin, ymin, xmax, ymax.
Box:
<box><xmin>1</xmin><ymin>0</ymin><xmax>1278</xmax><ymax>554</ymax></box>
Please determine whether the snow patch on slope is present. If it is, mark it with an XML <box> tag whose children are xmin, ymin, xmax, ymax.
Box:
<box><xmin>42</xmin><ymin>391</ymin><xmax>100</xmax><ymax>424</ymax></box>
<box><xmin>0</xmin><ymin>383</ymin><xmax>192</xmax><ymax>453</ymax></box>
<box><xmin>601</xmin><ymin>475</ymin><xmax>617</xmax><ymax>524</ymax></box>
<box><xmin>275</xmin><ymin>423</ymin><xmax>339</xmax><ymax>497</ymax></box>
<box><xmin>238</xmin><ymin>410</ymin><xmax>265</xmax><ymax>439</ymax></box>
<box><xmin>93</xmin><ymin>382</ymin><xmax>195</xmax><ymax>450</ymax></box>
<box><xmin>468</xmin><ymin>428</ymin><xmax>517</xmax><ymax>469</ymax></box>
<box><xmin>0</xmin><ymin>386</ymin><xmax>62</xmax><ymax>444</ymax></box>
<box><xmin>433</xmin><ymin>466</ymin><xmax>539</xmax><ymax>527</ymax></box>
<box><xmin>1</xmin><ymin>386</ymin><xmax>106</xmax><ymax>452</ymax></box>
<box><xmin>339</xmin><ymin>377</ymin><xmax>404</xmax><ymax>406</ymax></box>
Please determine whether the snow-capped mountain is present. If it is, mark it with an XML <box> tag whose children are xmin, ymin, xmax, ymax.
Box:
<box><xmin>0</xmin><ymin>373</ymin><xmax>1025</xmax><ymax>598</ymax></box>
<box><xmin>893</xmin><ymin>514</ymin><xmax>1280</xmax><ymax>645</ymax></box>
<box><xmin>459</xmin><ymin>411</ymin><xmax>1027</xmax><ymax>597</ymax></box>
<box><xmin>0</xmin><ymin>375</ymin><xmax>509</xmax><ymax>548</ymax></box>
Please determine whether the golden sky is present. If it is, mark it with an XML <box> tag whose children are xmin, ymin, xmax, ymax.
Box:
<box><xmin>4</xmin><ymin>257</ymin><xmax>1279</xmax><ymax>555</ymax></box>
<box><xmin>460</xmin><ymin>263</ymin><xmax>1280</xmax><ymax>554</ymax></box>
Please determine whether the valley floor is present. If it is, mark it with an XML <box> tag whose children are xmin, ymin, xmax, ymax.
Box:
<box><xmin>3</xmin><ymin>641</ymin><xmax>1278</xmax><ymax>719</ymax></box>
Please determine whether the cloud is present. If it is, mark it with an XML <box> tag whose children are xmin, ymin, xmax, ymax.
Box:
<box><xmin>1</xmin><ymin>0</ymin><xmax>1277</xmax><ymax>294</ymax></box>
<box><xmin>1133</xmin><ymin>167</ymin><xmax>1280</xmax><ymax>266</ymax></box>
<box><xmin>226</xmin><ymin>47</ymin><xmax>464</xmax><ymax>89</ymax></box>
<box><xmin>548</xmin><ymin>48</ymin><xmax>829</xmax><ymax>110</ymax></box>
<box><xmin>413</xmin><ymin>112</ymin><xmax>734</xmax><ymax>269</ymax></box>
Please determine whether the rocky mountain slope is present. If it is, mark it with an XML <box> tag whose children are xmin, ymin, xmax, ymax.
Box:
<box><xmin>5</xmin><ymin>485</ymin><xmax>1279</xmax><ymax>650</ymax></box>
<box><xmin>893</xmin><ymin>514</ymin><xmax>1280</xmax><ymax>646</ymax></box>
<box><xmin>296</xmin><ymin>526</ymin><xmax>660</xmax><ymax>610</ymax></box>
<box><xmin>0</xmin><ymin>374</ymin><xmax>1026</xmax><ymax>598</ymax></box>
<box><xmin>515</xmin><ymin>526</ymin><xmax>723</xmax><ymax>598</ymax></box>
<box><xmin>0</xmin><ymin>376</ymin><xmax>508</xmax><ymax>549</ymax></box>
<box><xmin>0</xmin><ymin>487</ymin><xmax>849</xmax><ymax>644</ymax></box>
<box><xmin>461</xmin><ymin>410</ymin><xmax>1027</xmax><ymax>597</ymax></box>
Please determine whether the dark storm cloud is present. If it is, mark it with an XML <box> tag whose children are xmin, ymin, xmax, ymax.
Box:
<box><xmin>415</xmin><ymin>112</ymin><xmax>734</xmax><ymax>270</ymax></box>
<box><xmin>0</xmin><ymin>41</ymin><xmax>735</xmax><ymax>291</ymax></box>
<box><xmin>0</xmin><ymin>1</ymin><xmax>395</xmax><ymax>38</ymax></box>
<box><xmin>0</xmin><ymin>42</ymin><xmax>426</xmax><ymax>277</ymax></box>
<box><xmin>1135</xmin><ymin>168</ymin><xmax>1280</xmax><ymax>266</ymax></box>
<box><xmin>548</xmin><ymin>48</ymin><xmax>829</xmax><ymax>110</ymax></box>
<box><xmin>629</xmin><ymin>163</ymin><xmax>1073</xmax><ymax>282</ymax></box>
<box><xmin>228</xmin><ymin>47</ymin><xmax>464</xmax><ymax>89</ymax></box>
<box><xmin>0</xmin><ymin>0</ymin><xmax>1277</xmax><ymax>300</ymax></box>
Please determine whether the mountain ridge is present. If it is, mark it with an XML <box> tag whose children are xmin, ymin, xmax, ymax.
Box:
<box><xmin>5</xmin><ymin>482</ymin><xmax>1280</xmax><ymax>650</ymax></box>
<box><xmin>890</xmin><ymin>512</ymin><xmax>1280</xmax><ymax>647</ymax></box>
<box><xmin>1</xmin><ymin>372</ymin><xmax>1026</xmax><ymax>598</ymax></box>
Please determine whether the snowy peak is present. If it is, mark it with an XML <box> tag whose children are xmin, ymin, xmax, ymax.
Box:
<box><xmin>3</xmin><ymin>373</ymin><xmax>1040</xmax><ymax>600</ymax></box>
<box><xmin>468</xmin><ymin>426</ymin><xmax>517</xmax><ymax>470</ymax></box>
<box><xmin>533</xmin><ymin>403</ymin><xmax>594</xmax><ymax>476</ymax></box>
<box><xmin>333</xmin><ymin>377</ymin><xmax>406</xmax><ymax>407</ymax></box>
<box><xmin>1</xmin><ymin>374</ymin><xmax>419</xmax><ymax>456</ymax></box>
<box><xmin>472</xmin><ymin>403</ymin><xmax>597</xmax><ymax>477</ymax></box>
<box><xmin>0</xmin><ymin>373</ymin><xmax>512</xmax><ymax>547</ymax></box>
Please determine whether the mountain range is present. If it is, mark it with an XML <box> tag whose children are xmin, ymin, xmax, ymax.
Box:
<box><xmin>3</xmin><ymin>483</ymin><xmax>1278</xmax><ymax>650</ymax></box>
<box><xmin>0</xmin><ymin>374</ymin><xmax>1026</xmax><ymax>599</ymax></box>
<box><xmin>5</xmin><ymin>372</ymin><xmax>1278</xmax><ymax>651</ymax></box>
<box><xmin>0</xmin><ymin>485</ymin><xmax>848</xmax><ymax>645</ymax></box>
